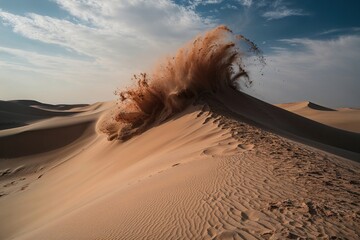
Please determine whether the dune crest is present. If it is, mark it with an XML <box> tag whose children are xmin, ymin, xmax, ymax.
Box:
<box><xmin>98</xmin><ymin>25</ymin><xmax>264</xmax><ymax>140</ymax></box>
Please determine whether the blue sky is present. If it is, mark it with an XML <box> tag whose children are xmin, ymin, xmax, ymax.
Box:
<box><xmin>0</xmin><ymin>0</ymin><xmax>359</xmax><ymax>107</ymax></box>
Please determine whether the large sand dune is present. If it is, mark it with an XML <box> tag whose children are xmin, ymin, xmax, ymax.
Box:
<box><xmin>1</xmin><ymin>90</ymin><xmax>359</xmax><ymax>239</ymax></box>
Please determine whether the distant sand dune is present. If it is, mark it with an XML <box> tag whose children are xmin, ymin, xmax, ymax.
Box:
<box><xmin>277</xmin><ymin>101</ymin><xmax>335</xmax><ymax>111</ymax></box>
<box><xmin>0</xmin><ymin>100</ymin><xmax>89</xmax><ymax>130</ymax></box>
<box><xmin>277</xmin><ymin>101</ymin><xmax>360</xmax><ymax>133</ymax></box>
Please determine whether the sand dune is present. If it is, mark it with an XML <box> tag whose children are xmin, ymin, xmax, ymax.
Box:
<box><xmin>277</xmin><ymin>101</ymin><xmax>360</xmax><ymax>133</ymax></box>
<box><xmin>1</xmin><ymin>92</ymin><xmax>359</xmax><ymax>239</ymax></box>
<box><xmin>277</xmin><ymin>101</ymin><xmax>335</xmax><ymax>112</ymax></box>
<box><xmin>0</xmin><ymin>100</ymin><xmax>89</xmax><ymax>130</ymax></box>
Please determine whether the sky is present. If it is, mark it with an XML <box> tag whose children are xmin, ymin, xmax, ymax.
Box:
<box><xmin>0</xmin><ymin>0</ymin><xmax>359</xmax><ymax>107</ymax></box>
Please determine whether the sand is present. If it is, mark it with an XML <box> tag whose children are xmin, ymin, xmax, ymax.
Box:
<box><xmin>0</xmin><ymin>92</ymin><xmax>360</xmax><ymax>240</ymax></box>
<box><xmin>277</xmin><ymin>101</ymin><xmax>360</xmax><ymax>133</ymax></box>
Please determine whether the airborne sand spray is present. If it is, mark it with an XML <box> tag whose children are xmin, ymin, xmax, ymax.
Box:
<box><xmin>98</xmin><ymin>25</ymin><xmax>264</xmax><ymax>140</ymax></box>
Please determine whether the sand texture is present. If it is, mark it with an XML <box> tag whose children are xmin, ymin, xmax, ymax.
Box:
<box><xmin>1</xmin><ymin>90</ymin><xmax>359</xmax><ymax>240</ymax></box>
<box><xmin>277</xmin><ymin>101</ymin><xmax>360</xmax><ymax>133</ymax></box>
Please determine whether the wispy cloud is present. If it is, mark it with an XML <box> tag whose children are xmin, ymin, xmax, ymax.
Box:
<box><xmin>185</xmin><ymin>0</ymin><xmax>252</xmax><ymax>11</ymax></box>
<box><xmin>262</xmin><ymin>7</ymin><xmax>307</xmax><ymax>20</ymax></box>
<box><xmin>0</xmin><ymin>46</ymin><xmax>110</xmax><ymax>80</ymax></box>
<box><xmin>237</xmin><ymin>0</ymin><xmax>253</xmax><ymax>7</ymax></box>
<box><xmin>220</xmin><ymin>4</ymin><xmax>238</xmax><ymax>10</ymax></box>
<box><xmin>318</xmin><ymin>27</ymin><xmax>360</xmax><ymax>36</ymax></box>
<box><xmin>185</xmin><ymin>0</ymin><xmax>223</xmax><ymax>10</ymax></box>
<box><xmin>261</xmin><ymin>0</ymin><xmax>308</xmax><ymax>20</ymax></box>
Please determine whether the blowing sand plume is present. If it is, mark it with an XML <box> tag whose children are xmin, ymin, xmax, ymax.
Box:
<box><xmin>98</xmin><ymin>25</ymin><xmax>264</xmax><ymax>141</ymax></box>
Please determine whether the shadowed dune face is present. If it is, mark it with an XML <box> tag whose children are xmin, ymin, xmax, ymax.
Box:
<box><xmin>0</xmin><ymin>122</ymin><xmax>92</xmax><ymax>158</ymax></box>
<box><xmin>97</xmin><ymin>25</ymin><xmax>264</xmax><ymax>140</ymax></box>
<box><xmin>0</xmin><ymin>101</ymin><xmax>85</xmax><ymax>130</ymax></box>
<box><xmin>0</xmin><ymin>102</ymin><xmax>111</xmax><ymax>159</ymax></box>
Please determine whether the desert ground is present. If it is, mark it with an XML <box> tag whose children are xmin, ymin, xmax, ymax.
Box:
<box><xmin>1</xmin><ymin>88</ymin><xmax>359</xmax><ymax>240</ymax></box>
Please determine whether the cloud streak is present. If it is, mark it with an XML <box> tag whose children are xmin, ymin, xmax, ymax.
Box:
<box><xmin>237</xmin><ymin>0</ymin><xmax>253</xmax><ymax>7</ymax></box>
<box><xmin>261</xmin><ymin>0</ymin><xmax>308</xmax><ymax>20</ymax></box>
<box><xmin>262</xmin><ymin>7</ymin><xmax>307</xmax><ymax>20</ymax></box>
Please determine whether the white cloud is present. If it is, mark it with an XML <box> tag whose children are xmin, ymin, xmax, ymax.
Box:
<box><xmin>237</xmin><ymin>0</ymin><xmax>253</xmax><ymax>7</ymax></box>
<box><xmin>220</xmin><ymin>4</ymin><xmax>238</xmax><ymax>10</ymax></box>
<box><xmin>54</xmin><ymin>0</ymin><xmax>211</xmax><ymax>39</ymax></box>
<box><xmin>247</xmin><ymin>35</ymin><xmax>360</xmax><ymax>107</ymax></box>
<box><xmin>0</xmin><ymin>1</ymin><xmax>212</xmax><ymax>59</ymax></box>
<box><xmin>261</xmin><ymin>0</ymin><xmax>308</xmax><ymax>20</ymax></box>
<box><xmin>0</xmin><ymin>46</ymin><xmax>113</xmax><ymax>80</ymax></box>
<box><xmin>262</xmin><ymin>7</ymin><xmax>307</xmax><ymax>20</ymax></box>
<box><xmin>0</xmin><ymin>0</ymin><xmax>214</xmax><ymax>102</ymax></box>
<box><xmin>186</xmin><ymin>0</ymin><xmax>224</xmax><ymax>10</ymax></box>
<box><xmin>318</xmin><ymin>27</ymin><xmax>360</xmax><ymax>36</ymax></box>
